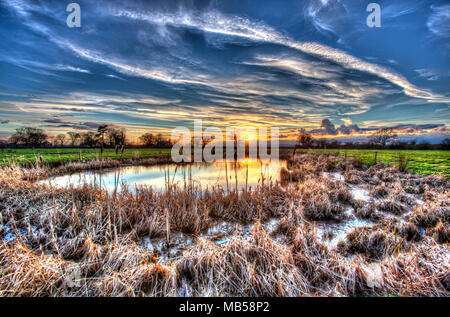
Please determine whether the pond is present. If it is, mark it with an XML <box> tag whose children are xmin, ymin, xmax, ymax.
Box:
<box><xmin>44</xmin><ymin>159</ymin><xmax>287</xmax><ymax>193</ymax></box>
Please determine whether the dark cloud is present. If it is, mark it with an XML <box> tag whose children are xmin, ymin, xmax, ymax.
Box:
<box><xmin>337</xmin><ymin>124</ymin><xmax>361</xmax><ymax>135</ymax></box>
<box><xmin>42</xmin><ymin>118</ymin><xmax>100</xmax><ymax>130</ymax></box>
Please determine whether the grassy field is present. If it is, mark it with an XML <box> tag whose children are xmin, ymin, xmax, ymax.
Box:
<box><xmin>299</xmin><ymin>149</ymin><xmax>450</xmax><ymax>178</ymax></box>
<box><xmin>0</xmin><ymin>147</ymin><xmax>172</xmax><ymax>166</ymax></box>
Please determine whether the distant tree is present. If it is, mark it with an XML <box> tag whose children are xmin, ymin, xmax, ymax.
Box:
<box><xmin>9</xmin><ymin>127</ymin><xmax>47</xmax><ymax>147</ymax></box>
<box><xmin>155</xmin><ymin>133</ymin><xmax>164</xmax><ymax>147</ymax></box>
<box><xmin>107</xmin><ymin>128</ymin><xmax>127</xmax><ymax>153</ymax></box>
<box><xmin>67</xmin><ymin>132</ymin><xmax>80</xmax><ymax>146</ymax></box>
<box><xmin>139</xmin><ymin>133</ymin><xmax>156</xmax><ymax>147</ymax></box>
<box><xmin>55</xmin><ymin>134</ymin><xmax>66</xmax><ymax>146</ymax></box>
<box><xmin>297</xmin><ymin>130</ymin><xmax>313</xmax><ymax>148</ymax></box>
<box><xmin>26</xmin><ymin>128</ymin><xmax>48</xmax><ymax>147</ymax></box>
<box><xmin>441</xmin><ymin>138</ymin><xmax>450</xmax><ymax>151</ymax></box>
<box><xmin>107</xmin><ymin>128</ymin><xmax>125</xmax><ymax>146</ymax></box>
<box><xmin>81</xmin><ymin>132</ymin><xmax>97</xmax><ymax>148</ymax></box>
<box><xmin>314</xmin><ymin>138</ymin><xmax>327</xmax><ymax>149</ymax></box>
<box><xmin>417</xmin><ymin>140</ymin><xmax>430</xmax><ymax>150</ymax></box>
<box><xmin>118</xmin><ymin>128</ymin><xmax>126</xmax><ymax>153</ymax></box>
<box><xmin>370</xmin><ymin>128</ymin><xmax>397</xmax><ymax>147</ymax></box>
<box><xmin>293</xmin><ymin>129</ymin><xmax>313</xmax><ymax>155</ymax></box>
<box><xmin>327</xmin><ymin>139</ymin><xmax>339</xmax><ymax>149</ymax></box>
<box><xmin>96</xmin><ymin>125</ymin><xmax>108</xmax><ymax>154</ymax></box>
<box><xmin>8</xmin><ymin>134</ymin><xmax>24</xmax><ymax>146</ymax></box>
<box><xmin>50</xmin><ymin>136</ymin><xmax>57</xmax><ymax>147</ymax></box>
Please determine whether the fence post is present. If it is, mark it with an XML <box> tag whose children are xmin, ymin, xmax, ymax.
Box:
<box><xmin>374</xmin><ymin>151</ymin><xmax>377</xmax><ymax>165</ymax></box>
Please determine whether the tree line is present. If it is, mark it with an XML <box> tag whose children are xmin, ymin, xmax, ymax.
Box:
<box><xmin>295</xmin><ymin>128</ymin><xmax>450</xmax><ymax>151</ymax></box>
<box><xmin>1</xmin><ymin>126</ymin><xmax>449</xmax><ymax>151</ymax></box>
<box><xmin>1</xmin><ymin>126</ymin><xmax>171</xmax><ymax>152</ymax></box>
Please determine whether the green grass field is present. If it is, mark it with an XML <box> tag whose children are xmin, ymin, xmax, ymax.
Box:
<box><xmin>300</xmin><ymin>149</ymin><xmax>450</xmax><ymax>178</ymax></box>
<box><xmin>0</xmin><ymin>148</ymin><xmax>171</xmax><ymax>166</ymax></box>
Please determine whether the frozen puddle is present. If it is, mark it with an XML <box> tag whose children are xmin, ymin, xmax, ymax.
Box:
<box><xmin>139</xmin><ymin>218</ymin><xmax>282</xmax><ymax>262</ymax></box>
<box><xmin>350</xmin><ymin>185</ymin><xmax>371</xmax><ymax>202</ymax></box>
<box><xmin>323</xmin><ymin>172</ymin><xmax>371</xmax><ymax>202</ymax></box>
<box><xmin>323</xmin><ymin>172</ymin><xmax>345</xmax><ymax>181</ymax></box>
<box><xmin>316</xmin><ymin>217</ymin><xmax>374</xmax><ymax>248</ymax></box>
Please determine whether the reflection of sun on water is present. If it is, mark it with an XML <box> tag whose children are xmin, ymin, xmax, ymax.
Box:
<box><xmin>46</xmin><ymin>159</ymin><xmax>287</xmax><ymax>193</ymax></box>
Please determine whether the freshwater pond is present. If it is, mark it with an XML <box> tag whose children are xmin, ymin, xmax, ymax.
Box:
<box><xmin>43</xmin><ymin>159</ymin><xmax>287</xmax><ymax>193</ymax></box>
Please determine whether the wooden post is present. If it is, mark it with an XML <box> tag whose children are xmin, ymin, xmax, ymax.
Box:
<box><xmin>374</xmin><ymin>152</ymin><xmax>377</xmax><ymax>165</ymax></box>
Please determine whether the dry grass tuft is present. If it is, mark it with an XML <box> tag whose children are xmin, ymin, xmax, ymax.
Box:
<box><xmin>337</xmin><ymin>227</ymin><xmax>408</xmax><ymax>260</ymax></box>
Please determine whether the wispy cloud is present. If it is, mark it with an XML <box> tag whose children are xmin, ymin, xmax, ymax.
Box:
<box><xmin>116</xmin><ymin>7</ymin><xmax>447</xmax><ymax>102</ymax></box>
<box><xmin>427</xmin><ymin>4</ymin><xmax>450</xmax><ymax>39</ymax></box>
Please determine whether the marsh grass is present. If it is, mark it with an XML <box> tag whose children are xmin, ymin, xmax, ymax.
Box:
<box><xmin>0</xmin><ymin>151</ymin><xmax>448</xmax><ymax>296</ymax></box>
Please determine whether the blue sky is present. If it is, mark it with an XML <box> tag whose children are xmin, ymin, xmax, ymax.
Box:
<box><xmin>0</xmin><ymin>0</ymin><xmax>449</xmax><ymax>143</ymax></box>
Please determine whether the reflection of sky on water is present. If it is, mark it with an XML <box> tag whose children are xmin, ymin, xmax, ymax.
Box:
<box><xmin>44</xmin><ymin>160</ymin><xmax>286</xmax><ymax>193</ymax></box>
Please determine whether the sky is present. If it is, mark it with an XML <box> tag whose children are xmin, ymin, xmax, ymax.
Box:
<box><xmin>0</xmin><ymin>0</ymin><xmax>449</xmax><ymax>144</ymax></box>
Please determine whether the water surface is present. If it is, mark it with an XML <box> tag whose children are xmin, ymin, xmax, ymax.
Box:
<box><xmin>45</xmin><ymin>159</ymin><xmax>286</xmax><ymax>193</ymax></box>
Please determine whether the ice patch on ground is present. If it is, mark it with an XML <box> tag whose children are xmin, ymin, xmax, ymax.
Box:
<box><xmin>350</xmin><ymin>185</ymin><xmax>371</xmax><ymax>201</ymax></box>
<box><xmin>323</xmin><ymin>172</ymin><xmax>345</xmax><ymax>181</ymax></box>
<box><xmin>316</xmin><ymin>218</ymin><xmax>374</xmax><ymax>248</ymax></box>
<box><xmin>139</xmin><ymin>218</ymin><xmax>283</xmax><ymax>263</ymax></box>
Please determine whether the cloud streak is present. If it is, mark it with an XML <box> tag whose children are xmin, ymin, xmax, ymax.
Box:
<box><xmin>116</xmin><ymin>7</ymin><xmax>446</xmax><ymax>101</ymax></box>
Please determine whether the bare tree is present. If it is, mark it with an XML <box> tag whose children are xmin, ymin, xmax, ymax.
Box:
<box><xmin>139</xmin><ymin>133</ymin><xmax>156</xmax><ymax>147</ymax></box>
<box><xmin>55</xmin><ymin>134</ymin><xmax>66</xmax><ymax>146</ymax></box>
<box><xmin>293</xmin><ymin>129</ymin><xmax>313</xmax><ymax>155</ymax></box>
<box><xmin>8</xmin><ymin>127</ymin><xmax>47</xmax><ymax>147</ymax></box>
<box><xmin>81</xmin><ymin>132</ymin><xmax>97</xmax><ymax>148</ymax></box>
<box><xmin>118</xmin><ymin>128</ymin><xmax>126</xmax><ymax>153</ymax></box>
<box><xmin>67</xmin><ymin>132</ymin><xmax>80</xmax><ymax>146</ymax></box>
<box><xmin>107</xmin><ymin>128</ymin><xmax>127</xmax><ymax>154</ymax></box>
<box><xmin>314</xmin><ymin>138</ymin><xmax>327</xmax><ymax>149</ymax></box>
<box><xmin>96</xmin><ymin>125</ymin><xmax>108</xmax><ymax>154</ymax></box>
<box><xmin>370</xmin><ymin>128</ymin><xmax>397</xmax><ymax>147</ymax></box>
